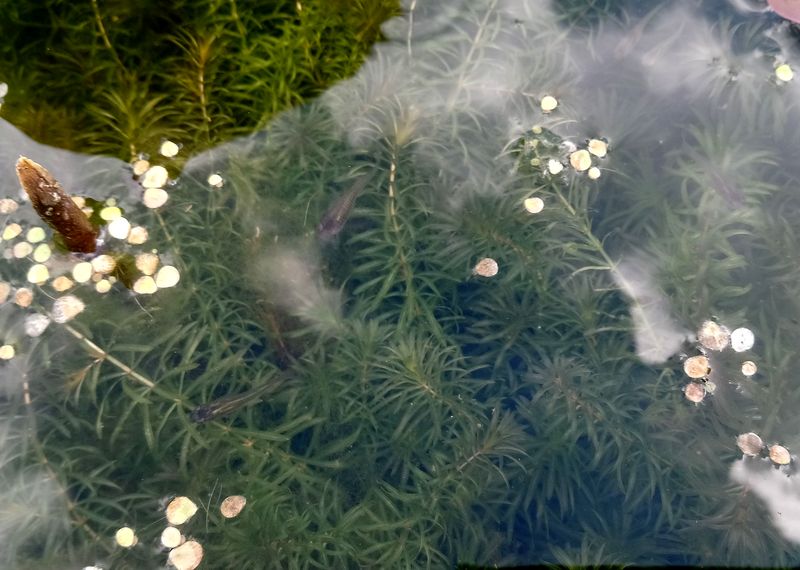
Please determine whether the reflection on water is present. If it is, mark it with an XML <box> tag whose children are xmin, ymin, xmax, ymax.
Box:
<box><xmin>2</xmin><ymin>0</ymin><xmax>800</xmax><ymax>567</ymax></box>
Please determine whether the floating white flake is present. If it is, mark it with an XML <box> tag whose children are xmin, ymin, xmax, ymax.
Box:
<box><xmin>161</xmin><ymin>526</ymin><xmax>182</xmax><ymax>548</ymax></box>
<box><xmin>127</xmin><ymin>226</ymin><xmax>148</xmax><ymax>245</ymax></box>
<box><xmin>27</xmin><ymin>264</ymin><xmax>49</xmax><ymax>284</ymax></box>
<box><xmin>160</xmin><ymin>140</ymin><xmax>180</xmax><ymax>158</ymax></box>
<box><xmin>207</xmin><ymin>173</ymin><xmax>224</xmax><ymax>188</ymax></box>
<box><xmin>569</xmin><ymin>149</ymin><xmax>592</xmax><ymax>172</ymax></box>
<box><xmin>51</xmin><ymin>295</ymin><xmax>85</xmax><ymax>323</ymax></box>
<box><xmin>220</xmin><ymin>495</ymin><xmax>247</xmax><ymax>518</ymax></box>
<box><xmin>143</xmin><ymin>187</ymin><xmax>169</xmax><ymax>209</ymax></box>
<box><xmin>51</xmin><ymin>276</ymin><xmax>73</xmax><ymax>292</ymax></box>
<box><xmin>524</xmin><ymin>197</ymin><xmax>544</xmax><ymax>214</ymax></box>
<box><xmin>168</xmin><ymin>540</ymin><xmax>203</xmax><ymax>570</ymax></box>
<box><xmin>741</xmin><ymin>360</ymin><xmax>757</xmax><ymax>376</ymax></box>
<box><xmin>14</xmin><ymin>288</ymin><xmax>33</xmax><ymax>307</ymax></box>
<box><xmin>141</xmin><ymin>165</ymin><xmax>168</xmax><ymax>189</ymax></box>
<box><xmin>99</xmin><ymin>206</ymin><xmax>122</xmax><ymax>221</ymax></box>
<box><xmin>587</xmin><ymin>139</ymin><xmax>608</xmax><ymax>158</ymax></box>
<box><xmin>0</xmin><ymin>345</ymin><xmax>14</xmax><ymax>360</ymax></box>
<box><xmin>730</xmin><ymin>327</ymin><xmax>754</xmax><ymax>352</ymax></box>
<box><xmin>91</xmin><ymin>255</ymin><xmax>116</xmax><ymax>274</ymax></box>
<box><xmin>13</xmin><ymin>242</ymin><xmax>32</xmax><ymax>258</ymax></box>
<box><xmin>108</xmin><ymin>217</ymin><xmax>131</xmax><ymax>240</ymax></box>
<box><xmin>776</xmin><ymin>64</ymin><xmax>794</xmax><ymax>82</ymax></box>
<box><xmin>166</xmin><ymin>496</ymin><xmax>198</xmax><ymax>525</ymax></box>
<box><xmin>115</xmin><ymin>526</ymin><xmax>137</xmax><ymax>548</ymax></box>
<box><xmin>33</xmin><ymin>244</ymin><xmax>51</xmax><ymax>263</ymax></box>
<box><xmin>155</xmin><ymin>265</ymin><xmax>180</xmax><ymax>288</ymax></box>
<box><xmin>135</xmin><ymin>253</ymin><xmax>159</xmax><ymax>275</ymax></box>
<box><xmin>72</xmin><ymin>262</ymin><xmax>93</xmax><ymax>283</ymax></box>
<box><xmin>587</xmin><ymin>166</ymin><xmax>601</xmax><ymax>180</ymax></box>
<box><xmin>26</xmin><ymin>227</ymin><xmax>45</xmax><ymax>243</ymax></box>
<box><xmin>2</xmin><ymin>223</ymin><xmax>22</xmax><ymax>240</ymax></box>
<box><xmin>132</xmin><ymin>159</ymin><xmax>150</xmax><ymax>177</ymax></box>
<box><xmin>540</xmin><ymin>95</ymin><xmax>558</xmax><ymax>112</ymax></box>
<box><xmin>0</xmin><ymin>199</ymin><xmax>18</xmax><ymax>214</ymax></box>
<box><xmin>24</xmin><ymin>313</ymin><xmax>50</xmax><ymax>337</ymax></box>
<box><xmin>547</xmin><ymin>159</ymin><xmax>564</xmax><ymax>175</ymax></box>
<box><xmin>133</xmin><ymin>276</ymin><xmax>158</xmax><ymax>295</ymax></box>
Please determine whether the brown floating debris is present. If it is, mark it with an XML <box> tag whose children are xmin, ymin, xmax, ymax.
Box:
<box><xmin>15</xmin><ymin>157</ymin><xmax>98</xmax><ymax>253</ymax></box>
<box><xmin>697</xmin><ymin>320</ymin><xmax>730</xmax><ymax>351</ymax></box>
<box><xmin>769</xmin><ymin>444</ymin><xmax>791</xmax><ymax>466</ymax></box>
<box><xmin>168</xmin><ymin>540</ymin><xmax>203</xmax><ymax>570</ymax></box>
<box><xmin>736</xmin><ymin>432</ymin><xmax>764</xmax><ymax>457</ymax></box>
<box><xmin>220</xmin><ymin>495</ymin><xmax>247</xmax><ymax>519</ymax></box>
<box><xmin>683</xmin><ymin>355</ymin><xmax>710</xmax><ymax>379</ymax></box>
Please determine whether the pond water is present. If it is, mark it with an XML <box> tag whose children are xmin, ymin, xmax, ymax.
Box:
<box><xmin>1</xmin><ymin>0</ymin><xmax>800</xmax><ymax>568</ymax></box>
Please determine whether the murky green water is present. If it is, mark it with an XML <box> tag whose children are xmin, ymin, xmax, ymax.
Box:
<box><xmin>1</xmin><ymin>0</ymin><xmax>800</xmax><ymax>568</ymax></box>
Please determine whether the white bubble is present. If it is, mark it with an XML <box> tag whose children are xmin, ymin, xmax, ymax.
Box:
<box><xmin>143</xmin><ymin>188</ymin><xmax>169</xmax><ymax>209</ymax></box>
<box><xmin>207</xmin><ymin>173</ymin><xmax>224</xmax><ymax>187</ymax></box>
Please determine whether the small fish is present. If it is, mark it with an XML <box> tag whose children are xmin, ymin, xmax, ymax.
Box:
<box><xmin>316</xmin><ymin>173</ymin><xmax>373</xmax><ymax>241</ymax></box>
<box><xmin>190</xmin><ymin>373</ymin><xmax>289</xmax><ymax>423</ymax></box>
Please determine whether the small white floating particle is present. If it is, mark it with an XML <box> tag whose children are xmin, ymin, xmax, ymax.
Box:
<box><xmin>14</xmin><ymin>288</ymin><xmax>33</xmax><ymax>307</ymax></box>
<box><xmin>587</xmin><ymin>139</ymin><xmax>608</xmax><ymax>158</ymax></box>
<box><xmin>155</xmin><ymin>265</ymin><xmax>180</xmax><ymax>288</ymax></box>
<box><xmin>473</xmin><ymin>257</ymin><xmax>499</xmax><ymax>277</ymax></box>
<box><xmin>159</xmin><ymin>140</ymin><xmax>180</xmax><ymax>158</ymax></box>
<box><xmin>13</xmin><ymin>242</ymin><xmax>32</xmax><ymax>259</ymax></box>
<box><xmin>132</xmin><ymin>159</ymin><xmax>150</xmax><ymax>177</ymax></box>
<box><xmin>540</xmin><ymin>95</ymin><xmax>558</xmax><ymax>112</ymax></box>
<box><xmin>168</xmin><ymin>540</ymin><xmax>203</xmax><ymax>570</ymax></box>
<box><xmin>51</xmin><ymin>295</ymin><xmax>85</xmax><ymax>323</ymax></box>
<box><xmin>587</xmin><ymin>167</ymin><xmax>601</xmax><ymax>180</ymax></box>
<box><xmin>51</xmin><ymin>275</ymin><xmax>73</xmax><ymax>292</ymax></box>
<box><xmin>127</xmin><ymin>226</ymin><xmax>148</xmax><ymax>245</ymax></box>
<box><xmin>741</xmin><ymin>360</ymin><xmax>757</xmax><ymax>376</ymax></box>
<box><xmin>143</xmin><ymin>187</ymin><xmax>169</xmax><ymax>209</ymax></box>
<box><xmin>0</xmin><ymin>199</ymin><xmax>18</xmax><ymax>214</ymax></box>
<box><xmin>99</xmin><ymin>206</ymin><xmax>122</xmax><ymax>221</ymax></box>
<box><xmin>135</xmin><ymin>253</ymin><xmax>159</xmax><ymax>275</ymax></box>
<box><xmin>133</xmin><ymin>276</ymin><xmax>158</xmax><ymax>295</ymax></box>
<box><xmin>166</xmin><ymin>496</ymin><xmax>198</xmax><ymax>525</ymax></box>
<box><xmin>141</xmin><ymin>165</ymin><xmax>168</xmax><ymax>189</ymax></box>
<box><xmin>207</xmin><ymin>173</ymin><xmax>224</xmax><ymax>188</ymax></box>
<box><xmin>547</xmin><ymin>159</ymin><xmax>564</xmax><ymax>175</ymax></box>
<box><xmin>115</xmin><ymin>526</ymin><xmax>137</xmax><ymax>548</ymax></box>
<box><xmin>91</xmin><ymin>255</ymin><xmax>116</xmax><ymax>274</ymax></box>
<box><xmin>2</xmin><ymin>223</ymin><xmax>22</xmax><ymax>240</ymax></box>
<box><xmin>730</xmin><ymin>327</ymin><xmax>754</xmax><ymax>352</ymax></box>
<box><xmin>27</xmin><ymin>264</ymin><xmax>49</xmax><ymax>284</ymax></box>
<box><xmin>108</xmin><ymin>217</ymin><xmax>131</xmax><ymax>240</ymax></box>
<box><xmin>26</xmin><ymin>227</ymin><xmax>46</xmax><ymax>243</ymax></box>
<box><xmin>0</xmin><ymin>344</ymin><xmax>14</xmax><ymax>360</ymax></box>
<box><xmin>524</xmin><ymin>197</ymin><xmax>545</xmax><ymax>214</ymax></box>
<box><xmin>95</xmin><ymin>279</ymin><xmax>112</xmax><ymax>293</ymax></box>
<box><xmin>72</xmin><ymin>262</ymin><xmax>93</xmax><ymax>283</ymax></box>
<box><xmin>24</xmin><ymin>313</ymin><xmax>50</xmax><ymax>337</ymax></box>
<box><xmin>776</xmin><ymin>64</ymin><xmax>794</xmax><ymax>82</ymax></box>
<box><xmin>160</xmin><ymin>526</ymin><xmax>183</xmax><ymax>548</ymax></box>
<box><xmin>569</xmin><ymin>149</ymin><xmax>592</xmax><ymax>172</ymax></box>
<box><xmin>33</xmin><ymin>243</ymin><xmax>51</xmax><ymax>263</ymax></box>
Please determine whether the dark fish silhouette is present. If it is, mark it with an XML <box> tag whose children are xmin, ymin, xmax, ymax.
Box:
<box><xmin>190</xmin><ymin>372</ymin><xmax>289</xmax><ymax>423</ymax></box>
<box><xmin>316</xmin><ymin>173</ymin><xmax>373</xmax><ymax>241</ymax></box>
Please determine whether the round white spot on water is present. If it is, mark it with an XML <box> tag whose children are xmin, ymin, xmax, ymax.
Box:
<box><xmin>143</xmin><ymin>188</ymin><xmax>169</xmax><ymax>209</ymax></box>
<box><xmin>127</xmin><ymin>226</ymin><xmax>148</xmax><ymax>245</ymax></box>
<box><xmin>547</xmin><ymin>159</ymin><xmax>564</xmax><ymax>175</ymax></box>
<box><xmin>155</xmin><ymin>265</ymin><xmax>180</xmax><ymax>288</ymax></box>
<box><xmin>115</xmin><ymin>526</ymin><xmax>137</xmax><ymax>548</ymax></box>
<box><xmin>27</xmin><ymin>264</ymin><xmax>49</xmax><ymax>284</ymax></box>
<box><xmin>569</xmin><ymin>149</ymin><xmax>592</xmax><ymax>172</ymax></box>
<box><xmin>26</xmin><ymin>227</ymin><xmax>46</xmax><ymax>243</ymax></box>
<box><xmin>160</xmin><ymin>140</ymin><xmax>180</xmax><ymax>158</ymax></box>
<box><xmin>776</xmin><ymin>64</ymin><xmax>794</xmax><ymax>82</ymax></box>
<box><xmin>0</xmin><ymin>345</ymin><xmax>15</xmax><ymax>360</ymax></box>
<box><xmin>540</xmin><ymin>95</ymin><xmax>558</xmax><ymax>112</ymax></box>
<box><xmin>524</xmin><ymin>197</ymin><xmax>544</xmax><ymax>214</ymax></box>
<box><xmin>24</xmin><ymin>314</ymin><xmax>50</xmax><ymax>337</ymax></box>
<box><xmin>730</xmin><ymin>327</ymin><xmax>754</xmax><ymax>352</ymax></box>
<box><xmin>72</xmin><ymin>262</ymin><xmax>93</xmax><ymax>283</ymax></box>
<box><xmin>133</xmin><ymin>276</ymin><xmax>158</xmax><ymax>295</ymax></box>
<box><xmin>51</xmin><ymin>295</ymin><xmax>85</xmax><ymax>323</ymax></box>
<box><xmin>33</xmin><ymin>244</ymin><xmax>51</xmax><ymax>263</ymax></box>
<box><xmin>99</xmin><ymin>206</ymin><xmax>122</xmax><ymax>221</ymax></box>
<box><xmin>108</xmin><ymin>217</ymin><xmax>131</xmax><ymax>240</ymax></box>
<box><xmin>141</xmin><ymin>165</ymin><xmax>168</xmax><ymax>189</ymax></box>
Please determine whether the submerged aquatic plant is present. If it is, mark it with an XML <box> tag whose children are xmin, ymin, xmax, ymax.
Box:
<box><xmin>2</xmin><ymin>0</ymin><xmax>800</xmax><ymax>568</ymax></box>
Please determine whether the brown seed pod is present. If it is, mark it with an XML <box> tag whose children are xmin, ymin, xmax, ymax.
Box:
<box><xmin>683</xmin><ymin>355</ymin><xmax>710</xmax><ymax>379</ymax></box>
<box><xmin>769</xmin><ymin>444</ymin><xmax>791</xmax><ymax>466</ymax></box>
<box><xmin>15</xmin><ymin>157</ymin><xmax>98</xmax><ymax>253</ymax></box>
<box><xmin>736</xmin><ymin>432</ymin><xmax>764</xmax><ymax>457</ymax></box>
